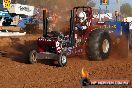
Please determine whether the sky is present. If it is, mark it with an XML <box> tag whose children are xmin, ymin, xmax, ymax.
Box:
<box><xmin>93</xmin><ymin>0</ymin><xmax>132</xmax><ymax>12</ymax></box>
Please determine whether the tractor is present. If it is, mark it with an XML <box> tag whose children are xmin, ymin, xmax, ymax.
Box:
<box><xmin>29</xmin><ymin>6</ymin><xmax>130</xmax><ymax>67</ymax></box>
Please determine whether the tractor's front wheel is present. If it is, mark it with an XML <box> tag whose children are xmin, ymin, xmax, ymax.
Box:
<box><xmin>88</xmin><ymin>29</ymin><xmax>111</xmax><ymax>60</ymax></box>
<box><xmin>58</xmin><ymin>52</ymin><xmax>67</xmax><ymax>67</ymax></box>
<box><xmin>29</xmin><ymin>50</ymin><xmax>38</xmax><ymax>64</ymax></box>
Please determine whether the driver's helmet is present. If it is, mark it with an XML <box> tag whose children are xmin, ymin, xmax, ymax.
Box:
<box><xmin>78</xmin><ymin>11</ymin><xmax>87</xmax><ymax>23</ymax></box>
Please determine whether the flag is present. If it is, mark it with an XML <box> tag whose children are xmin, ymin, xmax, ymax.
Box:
<box><xmin>3</xmin><ymin>0</ymin><xmax>11</xmax><ymax>8</ymax></box>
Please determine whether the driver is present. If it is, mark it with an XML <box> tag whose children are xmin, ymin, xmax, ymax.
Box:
<box><xmin>75</xmin><ymin>11</ymin><xmax>88</xmax><ymax>30</ymax></box>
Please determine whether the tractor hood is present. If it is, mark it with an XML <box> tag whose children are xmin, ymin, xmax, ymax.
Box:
<box><xmin>38</xmin><ymin>37</ymin><xmax>57</xmax><ymax>46</ymax></box>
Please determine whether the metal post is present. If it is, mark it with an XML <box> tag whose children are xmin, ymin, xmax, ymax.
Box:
<box><xmin>116</xmin><ymin>0</ymin><xmax>120</xmax><ymax>21</ymax></box>
<box><xmin>99</xmin><ymin>7</ymin><xmax>101</xmax><ymax>21</ymax></box>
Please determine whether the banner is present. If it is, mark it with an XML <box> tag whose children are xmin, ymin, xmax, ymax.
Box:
<box><xmin>8</xmin><ymin>4</ymin><xmax>35</xmax><ymax>16</ymax></box>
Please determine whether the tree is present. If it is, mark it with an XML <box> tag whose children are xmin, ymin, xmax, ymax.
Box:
<box><xmin>120</xmin><ymin>3</ymin><xmax>132</xmax><ymax>17</ymax></box>
<box><xmin>0</xmin><ymin>0</ymin><xmax>2</xmax><ymax>4</ymax></box>
<box><xmin>87</xmin><ymin>0</ymin><xmax>96</xmax><ymax>7</ymax></box>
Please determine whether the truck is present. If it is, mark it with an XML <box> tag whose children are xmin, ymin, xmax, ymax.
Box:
<box><xmin>28</xmin><ymin>6</ymin><xmax>130</xmax><ymax>67</ymax></box>
<box><xmin>0</xmin><ymin>4</ymin><xmax>35</xmax><ymax>27</ymax></box>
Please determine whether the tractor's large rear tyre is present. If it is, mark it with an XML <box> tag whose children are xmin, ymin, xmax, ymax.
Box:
<box><xmin>58</xmin><ymin>52</ymin><xmax>67</xmax><ymax>67</ymax></box>
<box><xmin>29</xmin><ymin>50</ymin><xmax>38</xmax><ymax>64</ymax></box>
<box><xmin>87</xmin><ymin>29</ymin><xmax>111</xmax><ymax>60</ymax></box>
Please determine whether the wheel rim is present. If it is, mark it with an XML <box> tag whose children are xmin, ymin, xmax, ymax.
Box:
<box><xmin>102</xmin><ymin>39</ymin><xmax>110</xmax><ymax>53</ymax></box>
<box><xmin>61</xmin><ymin>55</ymin><xmax>67</xmax><ymax>64</ymax></box>
<box><xmin>32</xmin><ymin>52</ymin><xmax>37</xmax><ymax>62</ymax></box>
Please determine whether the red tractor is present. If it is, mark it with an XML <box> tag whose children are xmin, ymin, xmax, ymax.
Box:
<box><xmin>29</xmin><ymin>6</ymin><xmax>112</xmax><ymax>66</ymax></box>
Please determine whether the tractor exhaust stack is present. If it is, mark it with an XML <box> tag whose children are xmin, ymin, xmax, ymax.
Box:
<box><xmin>43</xmin><ymin>10</ymin><xmax>48</xmax><ymax>37</ymax></box>
<box><xmin>69</xmin><ymin>10</ymin><xmax>75</xmax><ymax>47</ymax></box>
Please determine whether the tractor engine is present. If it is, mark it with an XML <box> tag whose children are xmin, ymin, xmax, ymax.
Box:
<box><xmin>37</xmin><ymin>31</ymin><xmax>65</xmax><ymax>54</ymax></box>
<box><xmin>37</xmin><ymin>38</ymin><xmax>60</xmax><ymax>54</ymax></box>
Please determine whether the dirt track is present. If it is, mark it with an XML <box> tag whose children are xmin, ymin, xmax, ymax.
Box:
<box><xmin>0</xmin><ymin>34</ymin><xmax>132</xmax><ymax>88</ymax></box>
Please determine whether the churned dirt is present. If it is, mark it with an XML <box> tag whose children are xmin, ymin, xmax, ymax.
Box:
<box><xmin>0</xmin><ymin>34</ymin><xmax>132</xmax><ymax>88</ymax></box>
